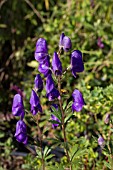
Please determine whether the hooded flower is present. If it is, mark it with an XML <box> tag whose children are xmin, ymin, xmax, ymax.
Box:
<box><xmin>98</xmin><ymin>136</ymin><xmax>105</xmax><ymax>147</ymax></box>
<box><xmin>34</xmin><ymin>74</ymin><xmax>43</xmax><ymax>92</ymax></box>
<box><xmin>14</xmin><ymin>120</ymin><xmax>28</xmax><ymax>144</ymax></box>
<box><xmin>71</xmin><ymin>50</ymin><xmax>84</xmax><ymax>77</ymax></box>
<box><xmin>38</xmin><ymin>56</ymin><xmax>51</xmax><ymax>77</ymax></box>
<box><xmin>52</xmin><ymin>52</ymin><xmax>62</xmax><ymax>76</ymax></box>
<box><xmin>12</xmin><ymin>94</ymin><xmax>25</xmax><ymax>119</ymax></box>
<box><xmin>59</xmin><ymin>33</ymin><xmax>72</xmax><ymax>52</ymax></box>
<box><xmin>35</xmin><ymin>38</ymin><xmax>48</xmax><ymax>63</ymax></box>
<box><xmin>30</xmin><ymin>90</ymin><xmax>42</xmax><ymax>115</ymax></box>
<box><xmin>72</xmin><ymin>89</ymin><xmax>85</xmax><ymax>112</ymax></box>
<box><xmin>45</xmin><ymin>74</ymin><xmax>60</xmax><ymax>101</ymax></box>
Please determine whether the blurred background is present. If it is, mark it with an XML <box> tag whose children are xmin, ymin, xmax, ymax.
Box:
<box><xmin>0</xmin><ymin>0</ymin><xmax>113</xmax><ymax>169</ymax></box>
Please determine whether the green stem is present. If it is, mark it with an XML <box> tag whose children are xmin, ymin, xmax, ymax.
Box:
<box><xmin>34</xmin><ymin>115</ymin><xmax>45</xmax><ymax>170</ymax></box>
<box><xmin>58</xmin><ymin>76</ymin><xmax>72</xmax><ymax>170</ymax></box>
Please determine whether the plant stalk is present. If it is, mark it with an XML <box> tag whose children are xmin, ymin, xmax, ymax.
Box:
<box><xmin>34</xmin><ymin>115</ymin><xmax>45</xmax><ymax>170</ymax></box>
<box><xmin>58</xmin><ymin>76</ymin><xmax>72</xmax><ymax>170</ymax></box>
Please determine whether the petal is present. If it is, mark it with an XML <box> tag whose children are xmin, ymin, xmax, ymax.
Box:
<box><xmin>46</xmin><ymin>75</ymin><xmax>55</xmax><ymax>94</ymax></box>
<box><xmin>59</xmin><ymin>33</ymin><xmax>65</xmax><ymax>46</ymax></box>
<box><xmin>15</xmin><ymin>120</ymin><xmax>27</xmax><ymax>136</ymax></box>
<box><xmin>35</xmin><ymin>38</ymin><xmax>48</xmax><ymax>53</ymax></box>
<box><xmin>71</xmin><ymin>68</ymin><xmax>77</xmax><ymax>78</ymax></box>
<box><xmin>34</xmin><ymin>74</ymin><xmax>43</xmax><ymax>92</ymax></box>
<box><xmin>12</xmin><ymin>94</ymin><xmax>23</xmax><ymax>109</ymax></box>
<box><xmin>47</xmin><ymin>88</ymin><xmax>60</xmax><ymax>101</ymax></box>
<box><xmin>12</xmin><ymin>106</ymin><xmax>24</xmax><ymax>117</ymax></box>
<box><xmin>34</xmin><ymin>52</ymin><xmax>48</xmax><ymax>63</ymax></box>
<box><xmin>72</xmin><ymin>89</ymin><xmax>85</xmax><ymax>105</ymax></box>
<box><xmin>38</xmin><ymin>56</ymin><xmax>51</xmax><ymax>77</ymax></box>
<box><xmin>52</xmin><ymin>52</ymin><xmax>62</xmax><ymax>76</ymax></box>
<box><xmin>30</xmin><ymin>90</ymin><xmax>39</xmax><ymax>107</ymax></box>
<box><xmin>16</xmin><ymin>133</ymin><xmax>26</xmax><ymax>143</ymax></box>
<box><xmin>23</xmin><ymin>136</ymin><xmax>28</xmax><ymax>145</ymax></box>
<box><xmin>72</xmin><ymin>102</ymin><xmax>83</xmax><ymax>112</ymax></box>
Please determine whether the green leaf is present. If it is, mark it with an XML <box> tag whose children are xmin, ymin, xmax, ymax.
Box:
<box><xmin>70</xmin><ymin>144</ymin><xmax>79</xmax><ymax>162</ymax></box>
<box><xmin>45</xmin><ymin>154</ymin><xmax>54</xmax><ymax>161</ymax></box>
<box><xmin>73</xmin><ymin>148</ymin><xmax>87</xmax><ymax>158</ymax></box>
<box><xmin>66</xmin><ymin>101</ymin><xmax>73</xmax><ymax>111</ymax></box>
<box><xmin>50</xmin><ymin>106</ymin><xmax>62</xmax><ymax>121</ymax></box>
<box><xmin>103</xmin><ymin>161</ymin><xmax>111</xmax><ymax>169</ymax></box>
<box><xmin>43</xmin><ymin>146</ymin><xmax>51</xmax><ymax>157</ymax></box>
<box><xmin>64</xmin><ymin>113</ymin><xmax>73</xmax><ymax>123</ymax></box>
<box><xmin>49</xmin><ymin>120</ymin><xmax>61</xmax><ymax>126</ymax></box>
<box><xmin>63</xmin><ymin>100</ymin><xmax>67</xmax><ymax>110</ymax></box>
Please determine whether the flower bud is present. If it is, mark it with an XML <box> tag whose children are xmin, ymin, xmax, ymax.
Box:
<box><xmin>59</xmin><ymin>33</ymin><xmax>72</xmax><ymax>52</ymax></box>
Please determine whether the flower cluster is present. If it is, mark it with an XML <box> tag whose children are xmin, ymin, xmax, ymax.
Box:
<box><xmin>12</xmin><ymin>94</ymin><xmax>28</xmax><ymax>144</ymax></box>
<box><xmin>12</xmin><ymin>32</ymin><xmax>85</xmax><ymax>144</ymax></box>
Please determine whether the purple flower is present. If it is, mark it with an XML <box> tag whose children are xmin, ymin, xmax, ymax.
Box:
<box><xmin>38</xmin><ymin>56</ymin><xmax>51</xmax><ymax>77</ymax></box>
<box><xmin>51</xmin><ymin>114</ymin><xmax>61</xmax><ymax>128</ymax></box>
<box><xmin>30</xmin><ymin>90</ymin><xmax>42</xmax><ymax>115</ymax></box>
<box><xmin>46</xmin><ymin>74</ymin><xmax>60</xmax><ymax>101</ymax></box>
<box><xmin>104</xmin><ymin>113</ymin><xmax>110</xmax><ymax>124</ymax></box>
<box><xmin>98</xmin><ymin>136</ymin><xmax>105</xmax><ymax>147</ymax></box>
<box><xmin>12</xmin><ymin>94</ymin><xmax>25</xmax><ymax>119</ymax></box>
<box><xmin>35</xmin><ymin>38</ymin><xmax>48</xmax><ymax>63</ymax></box>
<box><xmin>97</xmin><ymin>37</ymin><xmax>104</xmax><ymax>49</ymax></box>
<box><xmin>14</xmin><ymin>120</ymin><xmax>28</xmax><ymax>145</ymax></box>
<box><xmin>59</xmin><ymin>33</ymin><xmax>72</xmax><ymax>52</ymax></box>
<box><xmin>71</xmin><ymin>50</ymin><xmax>84</xmax><ymax>78</ymax></box>
<box><xmin>52</xmin><ymin>52</ymin><xmax>62</xmax><ymax>76</ymax></box>
<box><xmin>72</xmin><ymin>89</ymin><xmax>85</xmax><ymax>112</ymax></box>
<box><xmin>34</xmin><ymin>74</ymin><xmax>43</xmax><ymax>92</ymax></box>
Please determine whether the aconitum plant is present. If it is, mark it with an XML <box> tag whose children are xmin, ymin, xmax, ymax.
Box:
<box><xmin>12</xmin><ymin>33</ymin><xmax>87</xmax><ymax>169</ymax></box>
